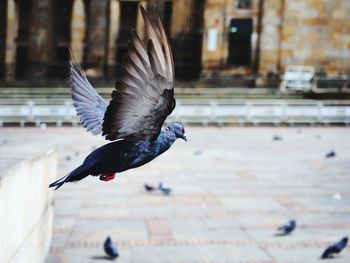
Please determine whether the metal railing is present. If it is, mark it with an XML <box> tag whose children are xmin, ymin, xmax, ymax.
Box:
<box><xmin>0</xmin><ymin>99</ymin><xmax>349</xmax><ymax>126</ymax></box>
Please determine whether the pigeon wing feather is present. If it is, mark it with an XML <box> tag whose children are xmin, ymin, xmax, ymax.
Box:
<box><xmin>102</xmin><ymin>5</ymin><xmax>175</xmax><ymax>142</ymax></box>
<box><xmin>70</xmin><ymin>60</ymin><xmax>108</xmax><ymax>135</ymax></box>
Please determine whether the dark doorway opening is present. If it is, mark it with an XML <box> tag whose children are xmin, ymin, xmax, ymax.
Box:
<box><xmin>163</xmin><ymin>1</ymin><xmax>172</xmax><ymax>36</ymax></box>
<box><xmin>228</xmin><ymin>18</ymin><xmax>252</xmax><ymax>66</ymax></box>
<box><xmin>115</xmin><ymin>1</ymin><xmax>138</xmax><ymax>78</ymax></box>
<box><xmin>0</xmin><ymin>0</ymin><xmax>8</xmax><ymax>80</ymax></box>
<box><xmin>48</xmin><ymin>0</ymin><xmax>73</xmax><ymax>79</ymax></box>
<box><xmin>172</xmin><ymin>0</ymin><xmax>204</xmax><ymax>80</ymax></box>
<box><xmin>15</xmin><ymin>0</ymin><xmax>32</xmax><ymax>80</ymax></box>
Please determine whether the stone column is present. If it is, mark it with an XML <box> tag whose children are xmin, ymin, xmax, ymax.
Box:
<box><xmin>71</xmin><ymin>0</ymin><xmax>86</xmax><ymax>64</ymax></box>
<box><xmin>86</xmin><ymin>0</ymin><xmax>109</xmax><ymax>77</ymax></box>
<box><xmin>171</xmin><ymin>0</ymin><xmax>204</xmax><ymax>80</ymax></box>
<box><xmin>27</xmin><ymin>0</ymin><xmax>51</xmax><ymax>79</ymax></box>
<box><xmin>258</xmin><ymin>0</ymin><xmax>283</xmax><ymax>75</ymax></box>
<box><xmin>201</xmin><ymin>0</ymin><xmax>227</xmax><ymax>72</ymax></box>
<box><xmin>108</xmin><ymin>0</ymin><xmax>120</xmax><ymax>79</ymax></box>
<box><xmin>5</xmin><ymin>0</ymin><xmax>18</xmax><ymax>81</ymax></box>
<box><xmin>0</xmin><ymin>0</ymin><xmax>8</xmax><ymax>80</ymax></box>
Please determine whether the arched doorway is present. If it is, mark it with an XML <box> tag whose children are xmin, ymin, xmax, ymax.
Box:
<box><xmin>47</xmin><ymin>0</ymin><xmax>88</xmax><ymax>79</ymax></box>
<box><xmin>47</xmin><ymin>0</ymin><xmax>73</xmax><ymax>79</ymax></box>
<box><xmin>115</xmin><ymin>0</ymin><xmax>139</xmax><ymax>78</ymax></box>
<box><xmin>171</xmin><ymin>0</ymin><xmax>205</xmax><ymax>80</ymax></box>
<box><xmin>0</xmin><ymin>0</ymin><xmax>7</xmax><ymax>80</ymax></box>
<box><xmin>14</xmin><ymin>0</ymin><xmax>31</xmax><ymax>80</ymax></box>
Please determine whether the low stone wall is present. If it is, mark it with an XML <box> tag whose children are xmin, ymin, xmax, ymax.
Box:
<box><xmin>0</xmin><ymin>148</ymin><xmax>57</xmax><ymax>263</ymax></box>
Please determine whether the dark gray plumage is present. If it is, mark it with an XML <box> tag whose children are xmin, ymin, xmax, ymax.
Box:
<box><xmin>144</xmin><ymin>183</ymin><xmax>156</xmax><ymax>192</ymax></box>
<box><xmin>325</xmin><ymin>150</ymin><xmax>336</xmax><ymax>158</ymax></box>
<box><xmin>277</xmin><ymin>220</ymin><xmax>296</xmax><ymax>235</ymax></box>
<box><xmin>158</xmin><ymin>182</ymin><xmax>172</xmax><ymax>196</ymax></box>
<box><xmin>321</xmin><ymin>237</ymin><xmax>348</xmax><ymax>259</ymax></box>
<box><xmin>103</xmin><ymin>236</ymin><xmax>119</xmax><ymax>259</ymax></box>
<box><xmin>102</xmin><ymin>6</ymin><xmax>175</xmax><ymax>142</ymax></box>
<box><xmin>49</xmin><ymin>6</ymin><xmax>186</xmax><ymax>190</ymax></box>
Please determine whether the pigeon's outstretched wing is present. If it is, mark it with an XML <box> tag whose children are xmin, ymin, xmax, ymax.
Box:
<box><xmin>102</xmin><ymin>5</ymin><xmax>175</xmax><ymax>142</ymax></box>
<box><xmin>70</xmin><ymin>60</ymin><xmax>108</xmax><ymax>135</ymax></box>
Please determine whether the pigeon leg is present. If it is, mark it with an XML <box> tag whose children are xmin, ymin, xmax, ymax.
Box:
<box><xmin>99</xmin><ymin>173</ymin><xmax>116</xmax><ymax>181</ymax></box>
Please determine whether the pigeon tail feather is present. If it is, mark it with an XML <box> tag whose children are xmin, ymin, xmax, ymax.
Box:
<box><xmin>49</xmin><ymin>174</ymin><xmax>70</xmax><ymax>190</ymax></box>
<box><xmin>49</xmin><ymin>164</ymin><xmax>90</xmax><ymax>190</ymax></box>
<box><xmin>321</xmin><ymin>248</ymin><xmax>331</xmax><ymax>259</ymax></box>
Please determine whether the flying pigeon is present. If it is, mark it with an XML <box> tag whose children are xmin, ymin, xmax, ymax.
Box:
<box><xmin>321</xmin><ymin>237</ymin><xmax>348</xmax><ymax>259</ymax></box>
<box><xmin>158</xmin><ymin>182</ymin><xmax>172</xmax><ymax>195</ymax></box>
<box><xmin>325</xmin><ymin>151</ymin><xmax>336</xmax><ymax>158</ymax></box>
<box><xmin>103</xmin><ymin>236</ymin><xmax>119</xmax><ymax>259</ymax></box>
<box><xmin>49</xmin><ymin>6</ymin><xmax>186</xmax><ymax>190</ymax></box>
<box><xmin>277</xmin><ymin>220</ymin><xmax>296</xmax><ymax>235</ymax></box>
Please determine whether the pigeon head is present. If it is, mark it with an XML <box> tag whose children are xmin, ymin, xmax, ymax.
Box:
<box><xmin>167</xmin><ymin>123</ymin><xmax>187</xmax><ymax>141</ymax></box>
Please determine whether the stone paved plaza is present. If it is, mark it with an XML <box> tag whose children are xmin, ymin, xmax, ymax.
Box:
<box><xmin>2</xmin><ymin>127</ymin><xmax>350</xmax><ymax>263</ymax></box>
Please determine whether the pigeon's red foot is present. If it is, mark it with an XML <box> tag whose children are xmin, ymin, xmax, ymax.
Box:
<box><xmin>99</xmin><ymin>173</ymin><xmax>116</xmax><ymax>182</ymax></box>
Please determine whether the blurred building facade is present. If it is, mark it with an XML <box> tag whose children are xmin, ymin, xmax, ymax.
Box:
<box><xmin>0</xmin><ymin>0</ymin><xmax>349</xmax><ymax>83</ymax></box>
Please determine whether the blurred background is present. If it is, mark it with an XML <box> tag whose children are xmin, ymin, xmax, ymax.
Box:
<box><xmin>0</xmin><ymin>1</ymin><xmax>350</xmax><ymax>263</ymax></box>
<box><xmin>0</xmin><ymin>0</ymin><xmax>349</xmax><ymax>86</ymax></box>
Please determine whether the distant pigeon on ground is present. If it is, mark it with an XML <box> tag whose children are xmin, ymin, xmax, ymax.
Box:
<box><xmin>49</xmin><ymin>6</ymin><xmax>187</xmax><ymax>190</ymax></box>
<box><xmin>103</xmin><ymin>236</ymin><xmax>119</xmax><ymax>259</ymax></box>
<box><xmin>277</xmin><ymin>220</ymin><xmax>296</xmax><ymax>235</ymax></box>
<box><xmin>321</xmin><ymin>237</ymin><xmax>348</xmax><ymax>259</ymax></box>
<box><xmin>144</xmin><ymin>183</ymin><xmax>156</xmax><ymax>192</ymax></box>
<box><xmin>193</xmin><ymin>149</ymin><xmax>203</xmax><ymax>156</ymax></box>
<box><xmin>325</xmin><ymin>151</ymin><xmax>336</xmax><ymax>158</ymax></box>
<box><xmin>273</xmin><ymin>135</ymin><xmax>282</xmax><ymax>141</ymax></box>
<box><xmin>158</xmin><ymin>182</ymin><xmax>172</xmax><ymax>195</ymax></box>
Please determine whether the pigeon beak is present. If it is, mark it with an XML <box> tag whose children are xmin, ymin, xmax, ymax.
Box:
<box><xmin>182</xmin><ymin>133</ymin><xmax>187</xmax><ymax>142</ymax></box>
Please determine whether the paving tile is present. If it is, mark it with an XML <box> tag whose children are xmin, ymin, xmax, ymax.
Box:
<box><xmin>130</xmin><ymin>245</ymin><xmax>272</xmax><ymax>263</ymax></box>
<box><xmin>219</xmin><ymin>196</ymin><xmax>288</xmax><ymax>213</ymax></box>
<box><xmin>169</xmin><ymin>218</ymin><xmax>248</xmax><ymax>241</ymax></box>
<box><xmin>2</xmin><ymin>127</ymin><xmax>350</xmax><ymax>263</ymax></box>
<box><xmin>69</xmin><ymin>218</ymin><xmax>148</xmax><ymax>243</ymax></box>
<box><xmin>266</xmin><ymin>247</ymin><xmax>348</xmax><ymax>263</ymax></box>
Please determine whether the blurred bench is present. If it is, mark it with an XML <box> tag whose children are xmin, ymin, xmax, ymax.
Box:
<box><xmin>280</xmin><ymin>65</ymin><xmax>349</xmax><ymax>93</ymax></box>
<box><xmin>280</xmin><ymin>65</ymin><xmax>317</xmax><ymax>92</ymax></box>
